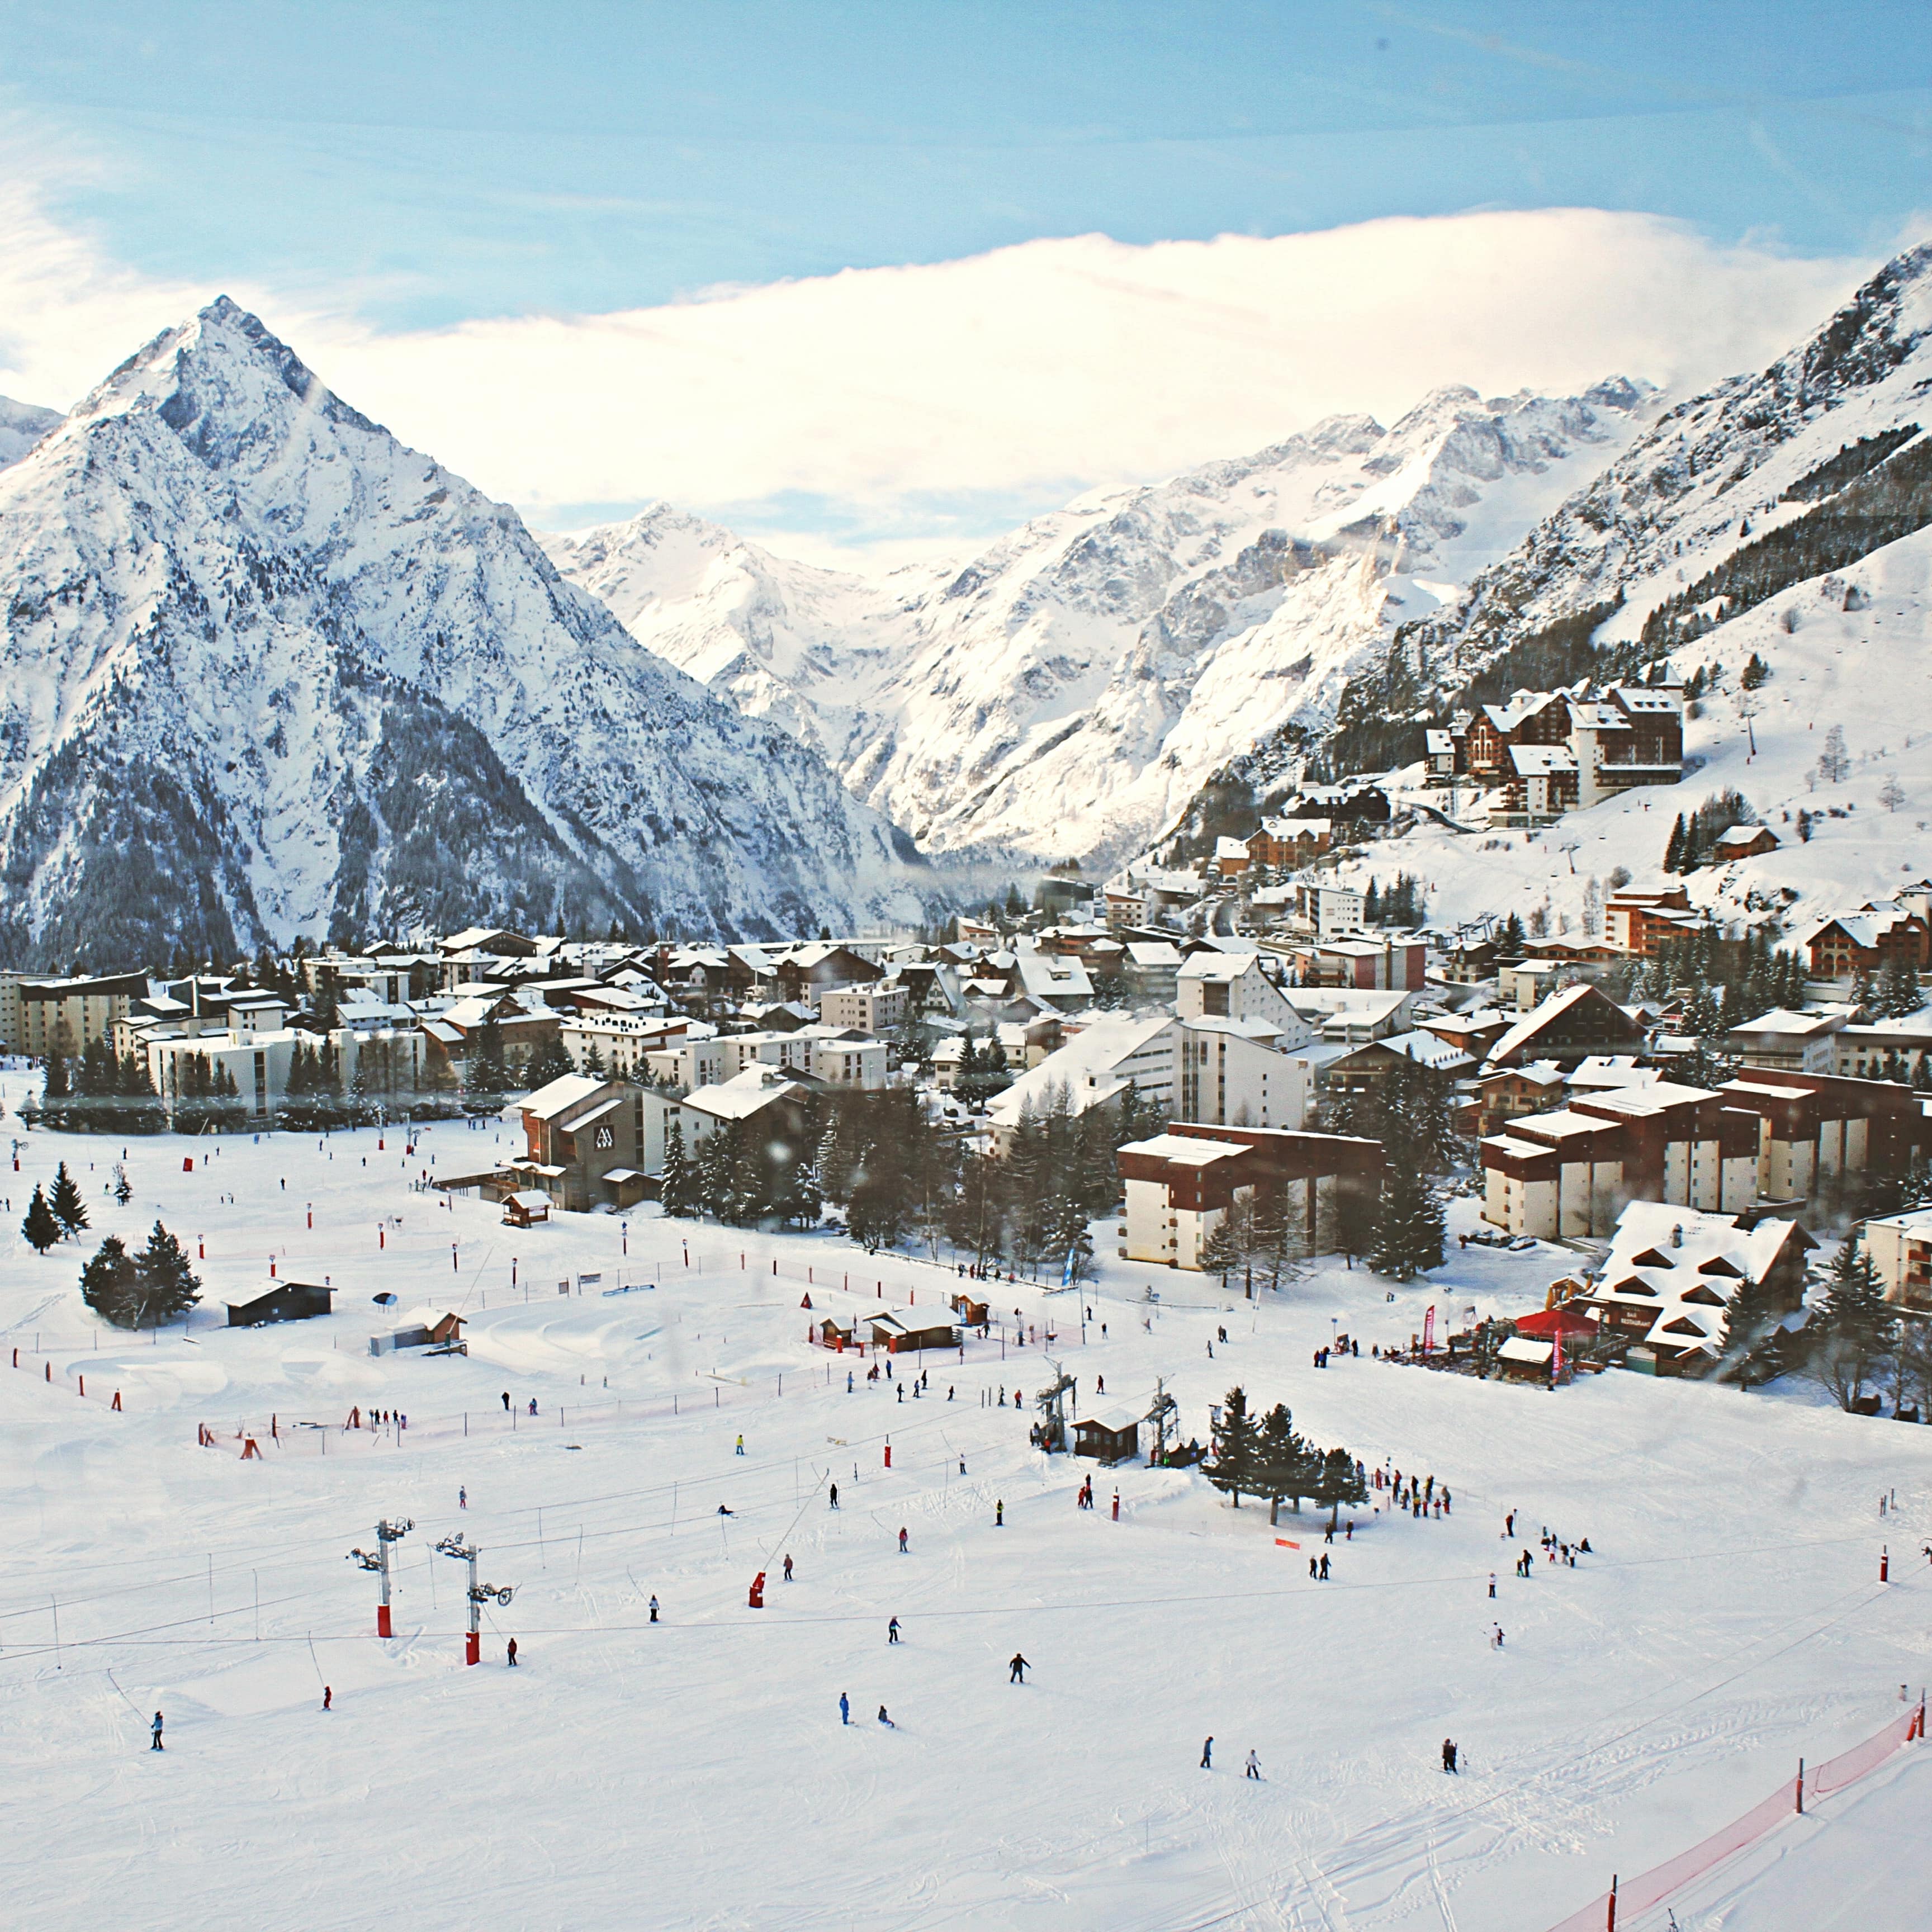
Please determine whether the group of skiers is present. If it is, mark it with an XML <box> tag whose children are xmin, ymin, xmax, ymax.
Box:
<box><xmin>1374</xmin><ymin>1465</ymin><xmax>1450</xmax><ymax>1518</ymax></box>
<box><xmin>1197</xmin><ymin>1737</ymin><xmax>1263</xmax><ymax>1779</ymax></box>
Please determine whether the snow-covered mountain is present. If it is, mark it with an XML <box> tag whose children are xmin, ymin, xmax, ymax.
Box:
<box><xmin>0</xmin><ymin>394</ymin><xmax>61</xmax><ymax>470</ymax></box>
<box><xmin>1183</xmin><ymin>242</ymin><xmax>1932</xmax><ymax>945</ymax></box>
<box><xmin>0</xmin><ymin>300</ymin><xmax>934</xmax><ymax>968</ymax></box>
<box><xmin>549</xmin><ymin>382</ymin><xmax>1651</xmax><ymax>868</ymax></box>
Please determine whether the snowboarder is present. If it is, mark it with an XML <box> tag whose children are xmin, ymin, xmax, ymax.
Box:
<box><xmin>150</xmin><ymin>1711</ymin><xmax>164</xmax><ymax>1751</ymax></box>
<box><xmin>717</xmin><ymin>1504</ymin><xmax>734</xmax><ymax>1516</ymax></box>
<box><xmin>1010</xmin><ymin>1652</ymin><xmax>1028</xmax><ymax>1683</ymax></box>
<box><xmin>888</xmin><ymin>1616</ymin><xmax>901</xmax><ymax>1644</ymax></box>
<box><xmin>840</xmin><ymin>1693</ymin><xmax>850</xmax><ymax>1725</ymax></box>
<box><xmin>878</xmin><ymin>1706</ymin><xmax>894</xmax><ymax>1727</ymax></box>
<box><xmin>1246</xmin><ymin>1750</ymin><xmax>1261</xmax><ymax>1780</ymax></box>
<box><xmin>1442</xmin><ymin>1739</ymin><xmax>1458</xmax><ymax>1774</ymax></box>
<box><xmin>1200</xmin><ymin>1736</ymin><xmax>1213</xmax><ymax>1770</ymax></box>
<box><xmin>783</xmin><ymin>1554</ymin><xmax>794</xmax><ymax>1581</ymax></box>
<box><xmin>898</xmin><ymin>1526</ymin><xmax>908</xmax><ymax>1553</ymax></box>
<box><xmin>506</xmin><ymin>1639</ymin><xmax>518</xmax><ymax>1668</ymax></box>
<box><xmin>322</xmin><ymin>1687</ymin><xmax>332</xmax><ymax>1711</ymax></box>
<box><xmin>829</xmin><ymin>1483</ymin><xmax>839</xmax><ymax>1509</ymax></box>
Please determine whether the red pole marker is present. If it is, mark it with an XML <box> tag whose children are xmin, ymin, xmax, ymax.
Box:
<box><xmin>1881</xmin><ymin>1546</ymin><xmax>1890</xmax><ymax>1583</ymax></box>
<box><xmin>378</xmin><ymin>1604</ymin><xmax>394</xmax><ymax>1639</ymax></box>
<box><xmin>465</xmin><ymin>1630</ymin><xmax>480</xmax><ymax>1666</ymax></box>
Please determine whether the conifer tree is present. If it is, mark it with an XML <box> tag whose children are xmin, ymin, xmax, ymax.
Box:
<box><xmin>1717</xmin><ymin>1271</ymin><xmax>1783</xmax><ymax>1385</ymax></box>
<box><xmin>659</xmin><ymin>1119</ymin><xmax>703</xmax><ymax>1219</ymax></box>
<box><xmin>42</xmin><ymin>1052</ymin><xmax>70</xmax><ymax>1100</ymax></box>
<box><xmin>1317</xmin><ymin>1447</ymin><xmax>1369</xmax><ymax>1533</ymax></box>
<box><xmin>1206</xmin><ymin>1385</ymin><xmax>1260</xmax><ymax>1509</ymax></box>
<box><xmin>48</xmin><ymin>1161</ymin><xmax>88</xmax><ymax>1239</ymax></box>
<box><xmin>1199</xmin><ymin>1207</ymin><xmax>1244</xmax><ymax>1289</ymax></box>
<box><xmin>111</xmin><ymin>1164</ymin><xmax>133</xmax><ymax>1206</ymax></box>
<box><xmin>79</xmin><ymin>1234</ymin><xmax>141</xmax><ymax>1327</ymax></box>
<box><xmin>1663</xmin><ymin>814</ymin><xmax>1688</xmax><ymax>874</ymax></box>
<box><xmin>1370</xmin><ymin>1166</ymin><xmax>1443</xmax><ymax>1282</ymax></box>
<box><xmin>1810</xmin><ymin>1237</ymin><xmax>1896</xmax><ymax>1412</ymax></box>
<box><xmin>130</xmin><ymin>1221</ymin><xmax>202</xmax><ymax>1325</ymax></box>
<box><xmin>1255</xmin><ymin>1402</ymin><xmax>1310</xmax><ymax>1526</ymax></box>
<box><xmin>21</xmin><ymin>1185</ymin><xmax>61</xmax><ymax>1253</ymax></box>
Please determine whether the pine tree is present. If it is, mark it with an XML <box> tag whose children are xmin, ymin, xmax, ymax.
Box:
<box><xmin>1254</xmin><ymin>1402</ymin><xmax>1309</xmax><ymax>1526</ymax></box>
<box><xmin>1317</xmin><ymin>1446</ymin><xmax>1368</xmax><ymax>1533</ymax></box>
<box><xmin>1370</xmin><ymin>1166</ymin><xmax>1443</xmax><ymax>1282</ymax></box>
<box><xmin>48</xmin><ymin>1161</ymin><xmax>88</xmax><ymax>1239</ymax></box>
<box><xmin>21</xmin><ymin>1186</ymin><xmax>61</xmax><ymax>1253</ymax></box>
<box><xmin>130</xmin><ymin>1221</ymin><xmax>202</xmax><ymax>1325</ymax></box>
<box><xmin>1717</xmin><ymin>1271</ymin><xmax>1783</xmax><ymax>1384</ymax></box>
<box><xmin>42</xmin><ymin>1052</ymin><xmax>70</xmax><ymax>1100</ymax></box>
<box><xmin>659</xmin><ymin>1119</ymin><xmax>704</xmax><ymax>1219</ymax></box>
<box><xmin>111</xmin><ymin>1164</ymin><xmax>133</xmax><ymax>1206</ymax></box>
<box><xmin>1206</xmin><ymin>1385</ymin><xmax>1261</xmax><ymax>1509</ymax></box>
<box><xmin>1495</xmin><ymin>912</ymin><xmax>1526</xmax><ymax>956</ymax></box>
<box><xmin>79</xmin><ymin>1235</ymin><xmax>141</xmax><ymax>1327</ymax></box>
<box><xmin>1874</xmin><ymin>958</ymin><xmax>1923</xmax><ymax>1019</ymax></box>
<box><xmin>1199</xmin><ymin>1206</ymin><xmax>1244</xmax><ymax>1287</ymax></box>
<box><xmin>1663</xmin><ymin>814</ymin><xmax>1688</xmax><ymax>874</ymax></box>
<box><xmin>523</xmin><ymin>1036</ymin><xmax>575</xmax><ymax>1091</ymax></box>
<box><xmin>1810</xmin><ymin>1238</ymin><xmax>1897</xmax><ymax>1411</ymax></box>
<box><xmin>467</xmin><ymin>1016</ymin><xmax>508</xmax><ymax>1107</ymax></box>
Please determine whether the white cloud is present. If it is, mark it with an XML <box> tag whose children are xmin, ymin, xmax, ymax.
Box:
<box><xmin>0</xmin><ymin>178</ymin><xmax>1881</xmax><ymax>574</ymax></box>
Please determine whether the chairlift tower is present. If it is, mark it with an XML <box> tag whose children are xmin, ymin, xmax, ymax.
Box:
<box><xmin>438</xmin><ymin>1533</ymin><xmax>514</xmax><ymax>1665</ymax></box>
<box><xmin>348</xmin><ymin>1517</ymin><xmax>414</xmax><ymax>1637</ymax></box>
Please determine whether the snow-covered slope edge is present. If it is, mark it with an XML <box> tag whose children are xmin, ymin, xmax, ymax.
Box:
<box><xmin>550</xmin><ymin>382</ymin><xmax>1652</xmax><ymax>869</ymax></box>
<box><xmin>0</xmin><ymin>300</ymin><xmax>938</xmax><ymax>968</ymax></box>
<box><xmin>0</xmin><ymin>394</ymin><xmax>61</xmax><ymax>470</ymax></box>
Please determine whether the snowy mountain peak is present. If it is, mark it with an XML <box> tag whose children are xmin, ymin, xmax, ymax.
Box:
<box><xmin>551</xmin><ymin>379</ymin><xmax>1652</xmax><ymax>865</ymax></box>
<box><xmin>0</xmin><ymin>394</ymin><xmax>63</xmax><ymax>471</ymax></box>
<box><xmin>0</xmin><ymin>301</ymin><xmax>937</xmax><ymax>965</ymax></box>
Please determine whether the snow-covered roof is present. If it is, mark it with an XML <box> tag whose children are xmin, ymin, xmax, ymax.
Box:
<box><xmin>1507</xmin><ymin>743</ymin><xmax>1578</xmax><ymax>776</ymax></box>
<box><xmin>1177</xmin><ymin>952</ymin><xmax>1262</xmax><ymax>982</ymax></box>
<box><xmin>520</xmin><ymin>1074</ymin><xmax>609</xmax><ymax>1121</ymax></box>
<box><xmin>1566</xmin><ymin>1056</ymin><xmax>1658</xmax><ymax>1091</ymax></box>
<box><xmin>681</xmin><ymin>1067</ymin><xmax>806</xmax><ymax>1121</ymax></box>
<box><xmin>1215</xmin><ymin>836</ymin><xmax>1250</xmax><ymax>859</ymax></box>
<box><xmin>1482</xmin><ymin>692</ymin><xmax>1565</xmax><ymax>733</ymax></box>
<box><xmin>1118</xmin><ymin>1132</ymin><xmax>1244</xmax><ymax>1167</ymax></box>
<box><xmin>1378</xmin><ymin>1029</ymin><xmax>1478</xmax><ymax>1073</ymax></box>
<box><xmin>1124</xmin><ymin>942</ymin><xmax>1183</xmax><ymax>967</ymax></box>
<box><xmin>1485</xmin><ymin>984</ymin><xmax>1606</xmax><ymax>1065</ymax></box>
<box><xmin>988</xmin><ymin>1014</ymin><xmax>1176</xmax><ymax>1128</ymax></box>
<box><xmin>1725</xmin><ymin>1007</ymin><xmax>1846</xmax><ymax>1039</ymax></box>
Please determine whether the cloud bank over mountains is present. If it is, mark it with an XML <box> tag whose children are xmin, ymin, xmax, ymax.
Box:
<box><xmin>0</xmin><ymin>167</ymin><xmax>1882</xmax><ymax>570</ymax></box>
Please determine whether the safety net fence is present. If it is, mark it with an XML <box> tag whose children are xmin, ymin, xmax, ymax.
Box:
<box><xmin>1546</xmin><ymin>1701</ymin><xmax>1924</xmax><ymax>1932</ymax></box>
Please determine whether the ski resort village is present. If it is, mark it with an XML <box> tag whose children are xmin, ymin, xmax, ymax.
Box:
<box><xmin>7</xmin><ymin>73</ymin><xmax>1932</xmax><ymax>1928</ymax></box>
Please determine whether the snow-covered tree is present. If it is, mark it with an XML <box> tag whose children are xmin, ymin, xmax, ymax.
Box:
<box><xmin>1206</xmin><ymin>1386</ymin><xmax>1260</xmax><ymax>1509</ymax></box>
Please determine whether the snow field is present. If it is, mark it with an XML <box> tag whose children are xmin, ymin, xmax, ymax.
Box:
<box><xmin>1</xmin><ymin>1101</ymin><xmax>1930</xmax><ymax>1929</ymax></box>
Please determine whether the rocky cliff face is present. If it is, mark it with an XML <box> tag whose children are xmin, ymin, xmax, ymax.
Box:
<box><xmin>0</xmin><ymin>301</ymin><xmax>935</xmax><ymax>967</ymax></box>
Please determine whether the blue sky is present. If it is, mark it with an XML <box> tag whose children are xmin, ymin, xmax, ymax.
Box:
<box><xmin>2</xmin><ymin>3</ymin><xmax>1928</xmax><ymax>561</ymax></box>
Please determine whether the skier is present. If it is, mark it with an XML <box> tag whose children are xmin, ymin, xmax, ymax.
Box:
<box><xmin>888</xmin><ymin>1616</ymin><xmax>901</xmax><ymax>1644</ymax></box>
<box><xmin>506</xmin><ymin>1639</ymin><xmax>518</xmax><ymax>1668</ymax></box>
<box><xmin>996</xmin><ymin>1500</ymin><xmax>1004</xmax><ymax>1527</ymax></box>
<box><xmin>840</xmin><ymin>1693</ymin><xmax>850</xmax><ymax>1725</ymax></box>
<box><xmin>1309</xmin><ymin>1558</ymin><xmax>1318</xmax><ymax>1579</ymax></box>
<box><xmin>830</xmin><ymin>1483</ymin><xmax>839</xmax><ymax>1509</ymax></box>
<box><xmin>459</xmin><ymin>1485</ymin><xmax>467</xmax><ymax>1509</ymax></box>
<box><xmin>898</xmin><ymin>1526</ymin><xmax>908</xmax><ymax>1553</ymax></box>
<box><xmin>502</xmin><ymin>1391</ymin><xmax>510</xmax><ymax>1412</ymax></box>
<box><xmin>1200</xmin><ymin>1736</ymin><xmax>1213</xmax><ymax>1770</ymax></box>
<box><xmin>717</xmin><ymin>1504</ymin><xmax>734</xmax><ymax>1517</ymax></box>
<box><xmin>1319</xmin><ymin>1552</ymin><xmax>1329</xmax><ymax>1580</ymax></box>
<box><xmin>150</xmin><ymin>1711</ymin><xmax>164</xmax><ymax>1751</ymax></box>
<box><xmin>322</xmin><ymin>1687</ymin><xmax>332</xmax><ymax>1711</ymax></box>
<box><xmin>649</xmin><ymin>1595</ymin><xmax>659</xmax><ymax>1624</ymax></box>
<box><xmin>1488</xmin><ymin>1573</ymin><xmax>1496</xmax><ymax>1599</ymax></box>
<box><xmin>1442</xmin><ymin>1739</ymin><xmax>1458</xmax><ymax>1774</ymax></box>
<box><xmin>528</xmin><ymin>1399</ymin><xmax>537</xmax><ymax>1417</ymax></box>
<box><xmin>1491</xmin><ymin>1624</ymin><xmax>1505</xmax><ymax>1650</ymax></box>
<box><xmin>783</xmin><ymin>1554</ymin><xmax>794</xmax><ymax>1582</ymax></box>
<box><xmin>1010</xmin><ymin>1652</ymin><xmax>1028</xmax><ymax>1683</ymax></box>
<box><xmin>847</xmin><ymin>1371</ymin><xmax>854</xmax><ymax>1393</ymax></box>
<box><xmin>1246</xmin><ymin>1750</ymin><xmax>1261</xmax><ymax>1781</ymax></box>
<box><xmin>735</xmin><ymin>1434</ymin><xmax>745</xmax><ymax>1455</ymax></box>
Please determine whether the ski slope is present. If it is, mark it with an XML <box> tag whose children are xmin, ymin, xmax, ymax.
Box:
<box><xmin>0</xmin><ymin>1083</ymin><xmax>1926</xmax><ymax>1931</ymax></box>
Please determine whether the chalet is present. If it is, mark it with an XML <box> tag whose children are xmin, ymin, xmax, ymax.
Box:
<box><xmin>773</xmin><ymin>945</ymin><xmax>880</xmax><ymax>1006</ymax></box>
<box><xmin>1712</xmin><ymin>824</ymin><xmax>1781</xmax><ymax>861</ymax></box>
<box><xmin>1073</xmin><ymin>1409</ymin><xmax>1140</xmax><ymax>1462</ymax></box>
<box><xmin>1244</xmin><ymin>817</ymin><xmax>1334</xmax><ymax>870</ymax></box>
<box><xmin>1214</xmin><ymin>836</ymin><xmax>1253</xmax><ymax>878</ymax></box>
<box><xmin>1568</xmin><ymin>1201</ymin><xmax>1813</xmax><ymax>1375</ymax></box>
<box><xmin>1419</xmin><ymin>1008</ymin><xmax>1516</xmax><ymax>1060</ymax></box>
<box><xmin>1322</xmin><ymin>1031</ymin><xmax>1476</xmax><ymax>1104</ymax></box>
<box><xmin>501</xmin><ymin>1189</ymin><xmax>552</xmax><ymax>1228</ymax></box>
<box><xmin>867</xmin><ymin>1309</ymin><xmax>960</xmax><ymax>1353</ymax></box>
<box><xmin>227</xmin><ymin>1281</ymin><xmax>333</xmax><ymax>1327</ymax></box>
<box><xmin>1485</xmin><ymin>984</ymin><xmax>1648</xmax><ymax>1071</ymax></box>
<box><xmin>1800</xmin><ymin>908</ymin><xmax>1931</xmax><ymax>981</ymax></box>
<box><xmin>1474</xmin><ymin>1060</ymin><xmax>1569</xmax><ymax>1135</ymax></box>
